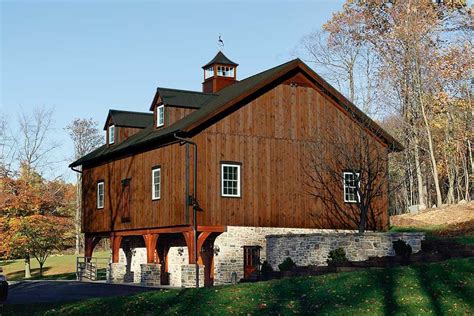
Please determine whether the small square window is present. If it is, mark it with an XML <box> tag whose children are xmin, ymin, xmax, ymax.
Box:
<box><xmin>157</xmin><ymin>105</ymin><xmax>164</xmax><ymax>127</ymax></box>
<box><xmin>152</xmin><ymin>167</ymin><xmax>161</xmax><ymax>200</ymax></box>
<box><xmin>221</xmin><ymin>163</ymin><xmax>241</xmax><ymax>197</ymax></box>
<box><xmin>108</xmin><ymin>125</ymin><xmax>115</xmax><ymax>144</ymax></box>
<box><xmin>343</xmin><ymin>172</ymin><xmax>359</xmax><ymax>203</ymax></box>
<box><xmin>97</xmin><ymin>181</ymin><xmax>105</xmax><ymax>209</ymax></box>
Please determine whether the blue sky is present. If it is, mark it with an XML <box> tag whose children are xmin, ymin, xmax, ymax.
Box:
<box><xmin>1</xmin><ymin>0</ymin><xmax>344</xmax><ymax>181</ymax></box>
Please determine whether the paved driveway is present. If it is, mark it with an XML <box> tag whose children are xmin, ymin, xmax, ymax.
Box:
<box><xmin>4</xmin><ymin>281</ymin><xmax>157</xmax><ymax>305</ymax></box>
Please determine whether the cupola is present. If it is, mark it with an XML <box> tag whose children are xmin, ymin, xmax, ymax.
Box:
<box><xmin>202</xmin><ymin>51</ymin><xmax>238</xmax><ymax>93</ymax></box>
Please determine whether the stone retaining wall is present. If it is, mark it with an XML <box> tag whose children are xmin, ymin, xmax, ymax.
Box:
<box><xmin>266</xmin><ymin>232</ymin><xmax>425</xmax><ymax>269</ymax></box>
<box><xmin>212</xmin><ymin>226</ymin><xmax>333</xmax><ymax>285</ymax></box>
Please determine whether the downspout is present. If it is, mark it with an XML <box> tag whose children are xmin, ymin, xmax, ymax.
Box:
<box><xmin>174</xmin><ymin>133</ymin><xmax>200</xmax><ymax>288</ymax></box>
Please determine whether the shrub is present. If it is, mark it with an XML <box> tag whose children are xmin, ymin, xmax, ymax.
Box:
<box><xmin>327</xmin><ymin>248</ymin><xmax>348</xmax><ymax>265</ymax></box>
<box><xmin>260</xmin><ymin>260</ymin><xmax>273</xmax><ymax>274</ymax></box>
<box><xmin>278</xmin><ymin>257</ymin><xmax>296</xmax><ymax>271</ymax></box>
<box><xmin>393</xmin><ymin>239</ymin><xmax>412</xmax><ymax>258</ymax></box>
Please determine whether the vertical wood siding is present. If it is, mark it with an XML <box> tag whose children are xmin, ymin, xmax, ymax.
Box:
<box><xmin>82</xmin><ymin>72</ymin><xmax>389</xmax><ymax>233</ymax></box>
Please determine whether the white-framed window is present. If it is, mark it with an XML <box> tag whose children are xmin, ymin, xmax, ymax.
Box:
<box><xmin>343</xmin><ymin>172</ymin><xmax>360</xmax><ymax>203</ymax></box>
<box><xmin>97</xmin><ymin>181</ymin><xmax>105</xmax><ymax>209</ymax></box>
<box><xmin>108</xmin><ymin>125</ymin><xmax>115</xmax><ymax>144</ymax></box>
<box><xmin>217</xmin><ymin>66</ymin><xmax>234</xmax><ymax>77</ymax></box>
<box><xmin>221</xmin><ymin>163</ymin><xmax>241</xmax><ymax>197</ymax></box>
<box><xmin>152</xmin><ymin>167</ymin><xmax>161</xmax><ymax>200</ymax></box>
<box><xmin>156</xmin><ymin>105</ymin><xmax>164</xmax><ymax>127</ymax></box>
<box><xmin>204</xmin><ymin>66</ymin><xmax>214</xmax><ymax>79</ymax></box>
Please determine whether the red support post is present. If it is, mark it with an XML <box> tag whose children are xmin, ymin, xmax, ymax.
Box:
<box><xmin>143</xmin><ymin>234</ymin><xmax>159</xmax><ymax>264</ymax></box>
<box><xmin>110</xmin><ymin>235</ymin><xmax>123</xmax><ymax>263</ymax></box>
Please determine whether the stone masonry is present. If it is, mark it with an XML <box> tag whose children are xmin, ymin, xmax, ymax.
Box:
<box><xmin>212</xmin><ymin>226</ymin><xmax>330</xmax><ymax>285</ymax></box>
<box><xmin>140</xmin><ymin>263</ymin><xmax>161</xmax><ymax>286</ymax></box>
<box><xmin>109</xmin><ymin>227</ymin><xmax>424</xmax><ymax>287</ymax></box>
<box><xmin>266</xmin><ymin>232</ymin><xmax>425</xmax><ymax>269</ymax></box>
<box><xmin>109</xmin><ymin>262</ymin><xmax>126</xmax><ymax>283</ymax></box>
<box><xmin>181</xmin><ymin>264</ymin><xmax>205</xmax><ymax>288</ymax></box>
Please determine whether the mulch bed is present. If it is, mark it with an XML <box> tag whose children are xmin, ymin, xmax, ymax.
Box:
<box><xmin>248</xmin><ymin>239</ymin><xmax>474</xmax><ymax>282</ymax></box>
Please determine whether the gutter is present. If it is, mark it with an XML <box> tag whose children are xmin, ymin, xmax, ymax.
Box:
<box><xmin>70</xmin><ymin>166</ymin><xmax>82</xmax><ymax>174</ymax></box>
<box><xmin>173</xmin><ymin>132</ymin><xmax>200</xmax><ymax>288</ymax></box>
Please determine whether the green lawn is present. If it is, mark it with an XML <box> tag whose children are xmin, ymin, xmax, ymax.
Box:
<box><xmin>0</xmin><ymin>251</ymin><xmax>110</xmax><ymax>281</ymax></box>
<box><xmin>3</xmin><ymin>258</ymin><xmax>473</xmax><ymax>315</ymax></box>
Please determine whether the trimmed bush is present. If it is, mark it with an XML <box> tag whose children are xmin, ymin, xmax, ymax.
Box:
<box><xmin>327</xmin><ymin>248</ymin><xmax>348</xmax><ymax>265</ymax></box>
<box><xmin>278</xmin><ymin>257</ymin><xmax>296</xmax><ymax>271</ymax></box>
<box><xmin>393</xmin><ymin>239</ymin><xmax>412</xmax><ymax>259</ymax></box>
<box><xmin>260</xmin><ymin>260</ymin><xmax>273</xmax><ymax>274</ymax></box>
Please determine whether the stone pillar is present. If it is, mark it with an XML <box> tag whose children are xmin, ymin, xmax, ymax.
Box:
<box><xmin>140</xmin><ymin>263</ymin><xmax>161</xmax><ymax>287</ymax></box>
<box><xmin>109</xmin><ymin>263</ymin><xmax>127</xmax><ymax>283</ymax></box>
<box><xmin>181</xmin><ymin>264</ymin><xmax>205</xmax><ymax>288</ymax></box>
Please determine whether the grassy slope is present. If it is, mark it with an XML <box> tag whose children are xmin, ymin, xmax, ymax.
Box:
<box><xmin>0</xmin><ymin>251</ymin><xmax>109</xmax><ymax>281</ymax></box>
<box><xmin>3</xmin><ymin>258</ymin><xmax>473</xmax><ymax>316</ymax></box>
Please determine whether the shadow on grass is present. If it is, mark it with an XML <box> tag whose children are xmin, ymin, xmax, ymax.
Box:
<box><xmin>376</xmin><ymin>265</ymin><xmax>398</xmax><ymax>316</ymax></box>
<box><xmin>414</xmin><ymin>259</ymin><xmax>474</xmax><ymax>315</ymax></box>
<box><xmin>5</xmin><ymin>267</ymin><xmax>53</xmax><ymax>281</ymax></box>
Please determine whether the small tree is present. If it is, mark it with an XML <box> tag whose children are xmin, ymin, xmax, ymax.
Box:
<box><xmin>9</xmin><ymin>215</ymin><xmax>73</xmax><ymax>276</ymax></box>
<box><xmin>304</xmin><ymin>113</ymin><xmax>395</xmax><ymax>233</ymax></box>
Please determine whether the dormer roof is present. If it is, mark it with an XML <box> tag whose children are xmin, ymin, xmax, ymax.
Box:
<box><xmin>104</xmin><ymin>110</ymin><xmax>153</xmax><ymax>130</ymax></box>
<box><xmin>149</xmin><ymin>88</ymin><xmax>217</xmax><ymax>110</ymax></box>
<box><xmin>202</xmin><ymin>51</ymin><xmax>238</xmax><ymax>69</ymax></box>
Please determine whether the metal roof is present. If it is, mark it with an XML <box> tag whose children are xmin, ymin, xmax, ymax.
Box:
<box><xmin>202</xmin><ymin>51</ymin><xmax>238</xmax><ymax>69</ymax></box>
<box><xmin>70</xmin><ymin>58</ymin><xmax>403</xmax><ymax>168</ymax></box>
<box><xmin>104</xmin><ymin>110</ymin><xmax>153</xmax><ymax>130</ymax></box>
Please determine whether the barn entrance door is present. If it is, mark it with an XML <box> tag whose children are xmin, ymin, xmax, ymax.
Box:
<box><xmin>243</xmin><ymin>246</ymin><xmax>260</xmax><ymax>278</ymax></box>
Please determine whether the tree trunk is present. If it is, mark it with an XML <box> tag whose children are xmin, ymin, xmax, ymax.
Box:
<box><xmin>39</xmin><ymin>262</ymin><xmax>44</xmax><ymax>277</ymax></box>
<box><xmin>24</xmin><ymin>255</ymin><xmax>31</xmax><ymax>279</ymax></box>
<box><xmin>419</xmin><ymin>97</ymin><xmax>443</xmax><ymax>207</ymax></box>
<box><xmin>413</xmin><ymin>136</ymin><xmax>426</xmax><ymax>208</ymax></box>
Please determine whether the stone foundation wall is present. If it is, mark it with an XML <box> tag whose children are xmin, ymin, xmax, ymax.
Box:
<box><xmin>140</xmin><ymin>264</ymin><xmax>161</xmax><ymax>286</ymax></box>
<box><xmin>181</xmin><ymin>264</ymin><xmax>205</xmax><ymax>288</ymax></box>
<box><xmin>168</xmin><ymin>246</ymin><xmax>188</xmax><ymax>287</ymax></box>
<box><xmin>212</xmin><ymin>226</ymin><xmax>331</xmax><ymax>285</ymax></box>
<box><xmin>266</xmin><ymin>232</ymin><xmax>425</xmax><ymax>269</ymax></box>
<box><xmin>109</xmin><ymin>263</ymin><xmax>126</xmax><ymax>283</ymax></box>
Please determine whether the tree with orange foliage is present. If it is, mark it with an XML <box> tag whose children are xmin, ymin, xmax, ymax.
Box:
<box><xmin>2</xmin><ymin>215</ymin><xmax>73</xmax><ymax>276</ymax></box>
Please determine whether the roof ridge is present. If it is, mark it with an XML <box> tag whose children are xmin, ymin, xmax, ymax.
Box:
<box><xmin>109</xmin><ymin>109</ymin><xmax>152</xmax><ymax>115</ymax></box>
<box><xmin>157</xmin><ymin>87</ymin><xmax>218</xmax><ymax>96</ymax></box>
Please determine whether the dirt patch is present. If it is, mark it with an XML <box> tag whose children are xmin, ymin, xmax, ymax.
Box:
<box><xmin>390</xmin><ymin>202</ymin><xmax>474</xmax><ymax>237</ymax></box>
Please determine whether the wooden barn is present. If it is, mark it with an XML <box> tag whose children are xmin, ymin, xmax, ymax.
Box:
<box><xmin>70</xmin><ymin>51</ymin><xmax>402</xmax><ymax>287</ymax></box>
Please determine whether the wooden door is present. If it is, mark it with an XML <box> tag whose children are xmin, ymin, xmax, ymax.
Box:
<box><xmin>243</xmin><ymin>246</ymin><xmax>260</xmax><ymax>278</ymax></box>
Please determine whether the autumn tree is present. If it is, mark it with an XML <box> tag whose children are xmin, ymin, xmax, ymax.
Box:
<box><xmin>66</xmin><ymin>118</ymin><xmax>103</xmax><ymax>254</ymax></box>
<box><xmin>301</xmin><ymin>0</ymin><xmax>472</xmax><ymax>212</ymax></box>
<box><xmin>3</xmin><ymin>215</ymin><xmax>73</xmax><ymax>276</ymax></box>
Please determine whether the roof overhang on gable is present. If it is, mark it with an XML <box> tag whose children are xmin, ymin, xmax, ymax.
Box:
<box><xmin>183</xmin><ymin>60</ymin><xmax>404</xmax><ymax>152</ymax></box>
<box><xmin>103</xmin><ymin>111</ymin><xmax>114</xmax><ymax>130</ymax></box>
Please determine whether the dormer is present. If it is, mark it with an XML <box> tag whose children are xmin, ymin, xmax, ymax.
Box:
<box><xmin>202</xmin><ymin>51</ymin><xmax>238</xmax><ymax>93</ymax></box>
<box><xmin>149</xmin><ymin>87</ymin><xmax>217</xmax><ymax>128</ymax></box>
<box><xmin>104</xmin><ymin>110</ymin><xmax>153</xmax><ymax>145</ymax></box>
